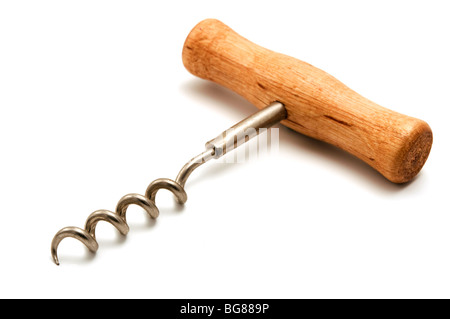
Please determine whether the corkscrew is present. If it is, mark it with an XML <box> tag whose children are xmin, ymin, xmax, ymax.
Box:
<box><xmin>51</xmin><ymin>19</ymin><xmax>433</xmax><ymax>265</ymax></box>
<box><xmin>51</xmin><ymin>102</ymin><xmax>286</xmax><ymax>265</ymax></box>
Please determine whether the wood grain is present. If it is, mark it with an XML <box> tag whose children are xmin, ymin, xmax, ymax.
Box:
<box><xmin>182</xmin><ymin>19</ymin><xmax>432</xmax><ymax>183</ymax></box>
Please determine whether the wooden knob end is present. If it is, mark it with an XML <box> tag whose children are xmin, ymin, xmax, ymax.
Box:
<box><xmin>182</xmin><ymin>19</ymin><xmax>433</xmax><ymax>183</ymax></box>
<box><xmin>396</xmin><ymin>122</ymin><xmax>432</xmax><ymax>183</ymax></box>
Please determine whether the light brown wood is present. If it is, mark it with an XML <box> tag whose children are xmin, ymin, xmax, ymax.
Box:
<box><xmin>182</xmin><ymin>19</ymin><xmax>432</xmax><ymax>183</ymax></box>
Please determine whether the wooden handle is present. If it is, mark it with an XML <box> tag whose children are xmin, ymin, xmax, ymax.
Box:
<box><xmin>182</xmin><ymin>19</ymin><xmax>432</xmax><ymax>183</ymax></box>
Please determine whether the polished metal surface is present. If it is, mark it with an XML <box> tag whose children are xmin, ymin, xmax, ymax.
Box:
<box><xmin>146</xmin><ymin>178</ymin><xmax>188</xmax><ymax>204</ymax></box>
<box><xmin>206</xmin><ymin>101</ymin><xmax>286</xmax><ymax>158</ymax></box>
<box><xmin>51</xmin><ymin>227</ymin><xmax>99</xmax><ymax>266</ymax></box>
<box><xmin>175</xmin><ymin>149</ymin><xmax>214</xmax><ymax>188</ymax></box>
<box><xmin>85</xmin><ymin>209</ymin><xmax>129</xmax><ymax>240</ymax></box>
<box><xmin>51</xmin><ymin>102</ymin><xmax>286</xmax><ymax>265</ymax></box>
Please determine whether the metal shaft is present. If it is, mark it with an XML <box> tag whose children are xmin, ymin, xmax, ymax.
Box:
<box><xmin>205</xmin><ymin>101</ymin><xmax>287</xmax><ymax>159</ymax></box>
<box><xmin>175</xmin><ymin>102</ymin><xmax>287</xmax><ymax>186</ymax></box>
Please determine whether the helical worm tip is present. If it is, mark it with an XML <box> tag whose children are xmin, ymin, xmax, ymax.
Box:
<box><xmin>50</xmin><ymin>156</ymin><xmax>205</xmax><ymax>264</ymax></box>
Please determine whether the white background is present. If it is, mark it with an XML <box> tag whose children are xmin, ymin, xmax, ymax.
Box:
<box><xmin>1</xmin><ymin>1</ymin><xmax>449</xmax><ymax>298</ymax></box>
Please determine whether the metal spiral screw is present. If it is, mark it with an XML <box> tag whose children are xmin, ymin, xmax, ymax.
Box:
<box><xmin>51</xmin><ymin>102</ymin><xmax>286</xmax><ymax>265</ymax></box>
<box><xmin>50</xmin><ymin>149</ymin><xmax>213</xmax><ymax>265</ymax></box>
